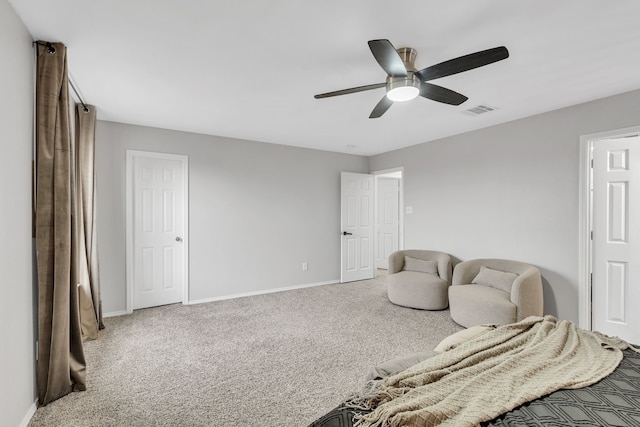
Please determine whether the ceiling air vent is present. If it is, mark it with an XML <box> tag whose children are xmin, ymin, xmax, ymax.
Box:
<box><xmin>464</xmin><ymin>104</ymin><xmax>496</xmax><ymax>115</ymax></box>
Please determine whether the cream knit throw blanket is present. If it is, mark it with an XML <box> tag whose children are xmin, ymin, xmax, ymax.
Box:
<box><xmin>351</xmin><ymin>315</ymin><xmax>635</xmax><ymax>427</ymax></box>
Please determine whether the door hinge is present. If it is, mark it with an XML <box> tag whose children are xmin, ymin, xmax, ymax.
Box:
<box><xmin>590</xmin><ymin>230</ymin><xmax>593</xmax><ymax>240</ymax></box>
<box><xmin>591</xmin><ymin>158</ymin><xmax>594</xmax><ymax>168</ymax></box>
<box><xmin>590</xmin><ymin>273</ymin><xmax>593</xmax><ymax>285</ymax></box>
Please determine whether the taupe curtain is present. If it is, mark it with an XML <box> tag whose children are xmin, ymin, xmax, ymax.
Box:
<box><xmin>74</xmin><ymin>104</ymin><xmax>104</xmax><ymax>339</ymax></box>
<box><xmin>35</xmin><ymin>42</ymin><xmax>86</xmax><ymax>406</ymax></box>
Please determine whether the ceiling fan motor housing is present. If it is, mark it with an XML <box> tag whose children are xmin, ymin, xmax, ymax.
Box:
<box><xmin>385</xmin><ymin>47</ymin><xmax>421</xmax><ymax>101</ymax></box>
<box><xmin>397</xmin><ymin>47</ymin><xmax>418</xmax><ymax>72</ymax></box>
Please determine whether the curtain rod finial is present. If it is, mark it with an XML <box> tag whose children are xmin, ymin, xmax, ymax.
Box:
<box><xmin>33</xmin><ymin>41</ymin><xmax>56</xmax><ymax>54</ymax></box>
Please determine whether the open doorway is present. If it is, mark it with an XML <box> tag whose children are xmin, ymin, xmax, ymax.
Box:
<box><xmin>373</xmin><ymin>168</ymin><xmax>404</xmax><ymax>271</ymax></box>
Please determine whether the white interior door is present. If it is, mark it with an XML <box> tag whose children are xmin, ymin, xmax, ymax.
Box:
<box><xmin>341</xmin><ymin>172</ymin><xmax>374</xmax><ymax>283</ymax></box>
<box><xmin>375</xmin><ymin>177</ymin><xmax>399</xmax><ymax>269</ymax></box>
<box><xmin>128</xmin><ymin>151</ymin><xmax>188</xmax><ymax>310</ymax></box>
<box><xmin>592</xmin><ymin>135</ymin><xmax>640</xmax><ymax>344</ymax></box>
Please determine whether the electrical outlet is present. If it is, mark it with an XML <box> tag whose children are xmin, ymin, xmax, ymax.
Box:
<box><xmin>302</xmin><ymin>262</ymin><xmax>308</xmax><ymax>271</ymax></box>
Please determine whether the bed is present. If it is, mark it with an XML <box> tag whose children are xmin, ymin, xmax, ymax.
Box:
<box><xmin>308</xmin><ymin>317</ymin><xmax>640</xmax><ymax>427</ymax></box>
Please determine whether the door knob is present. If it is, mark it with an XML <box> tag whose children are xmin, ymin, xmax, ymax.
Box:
<box><xmin>342</xmin><ymin>231</ymin><xmax>353</xmax><ymax>236</ymax></box>
<box><xmin>176</xmin><ymin>237</ymin><xmax>183</xmax><ymax>242</ymax></box>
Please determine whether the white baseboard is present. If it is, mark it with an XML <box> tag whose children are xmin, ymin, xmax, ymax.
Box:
<box><xmin>103</xmin><ymin>310</ymin><xmax>127</xmax><ymax>318</ymax></box>
<box><xmin>102</xmin><ymin>280</ymin><xmax>341</xmax><ymax>313</ymax></box>
<box><xmin>185</xmin><ymin>279</ymin><xmax>340</xmax><ymax>305</ymax></box>
<box><xmin>19</xmin><ymin>400</ymin><xmax>37</xmax><ymax>427</ymax></box>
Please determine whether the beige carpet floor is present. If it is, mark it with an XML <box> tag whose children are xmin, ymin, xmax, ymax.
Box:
<box><xmin>28</xmin><ymin>273</ymin><xmax>462</xmax><ymax>426</ymax></box>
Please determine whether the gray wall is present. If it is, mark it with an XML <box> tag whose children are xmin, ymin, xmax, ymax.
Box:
<box><xmin>95</xmin><ymin>122</ymin><xmax>369</xmax><ymax>313</ymax></box>
<box><xmin>370</xmin><ymin>88</ymin><xmax>640</xmax><ymax>323</ymax></box>
<box><xmin>0</xmin><ymin>0</ymin><xmax>37</xmax><ymax>425</ymax></box>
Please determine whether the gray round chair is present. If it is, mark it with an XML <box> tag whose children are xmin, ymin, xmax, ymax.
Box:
<box><xmin>448</xmin><ymin>258</ymin><xmax>544</xmax><ymax>328</ymax></box>
<box><xmin>386</xmin><ymin>250</ymin><xmax>452</xmax><ymax>310</ymax></box>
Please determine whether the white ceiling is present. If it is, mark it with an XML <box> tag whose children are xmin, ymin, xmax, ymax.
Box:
<box><xmin>9</xmin><ymin>0</ymin><xmax>640</xmax><ymax>155</ymax></box>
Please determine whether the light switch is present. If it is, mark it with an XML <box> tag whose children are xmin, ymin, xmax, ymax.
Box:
<box><xmin>405</xmin><ymin>206</ymin><xmax>413</xmax><ymax>215</ymax></box>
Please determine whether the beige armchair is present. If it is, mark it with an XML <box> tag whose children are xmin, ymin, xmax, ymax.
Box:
<box><xmin>448</xmin><ymin>258</ymin><xmax>543</xmax><ymax>328</ymax></box>
<box><xmin>387</xmin><ymin>250</ymin><xmax>452</xmax><ymax>310</ymax></box>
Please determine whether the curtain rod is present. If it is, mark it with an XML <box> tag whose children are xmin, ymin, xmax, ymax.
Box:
<box><xmin>69</xmin><ymin>79</ymin><xmax>90</xmax><ymax>113</ymax></box>
<box><xmin>32</xmin><ymin>40</ymin><xmax>90</xmax><ymax>113</ymax></box>
<box><xmin>32</xmin><ymin>40</ymin><xmax>55</xmax><ymax>54</ymax></box>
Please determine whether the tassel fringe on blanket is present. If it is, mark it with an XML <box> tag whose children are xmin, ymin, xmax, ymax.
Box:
<box><xmin>347</xmin><ymin>315</ymin><xmax>639</xmax><ymax>427</ymax></box>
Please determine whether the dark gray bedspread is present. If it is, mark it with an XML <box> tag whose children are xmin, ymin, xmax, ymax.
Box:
<box><xmin>486</xmin><ymin>348</ymin><xmax>640</xmax><ymax>426</ymax></box>
<box><xmin>309</xmin><ymin>349</ymin><xmax>640</xmax><ymax>427</ymax></box>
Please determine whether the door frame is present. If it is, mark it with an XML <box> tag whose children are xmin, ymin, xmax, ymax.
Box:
<box><xmin>578</xmin><ymin>125</ymin><xmax>640</xmax><ymax>331</ymax></box>
<box><xmin>125</xmin><ymin>150</ymin><xmax>190</xmax><ymax>314</ymax></box>
<box><xmin>373</xmin><ymin>167</ymin><xmax>405</xmax><ymax>270</ymax></box>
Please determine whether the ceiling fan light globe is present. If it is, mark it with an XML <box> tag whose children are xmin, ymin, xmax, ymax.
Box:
<box><xmin>386</xmin><ymin>74</ymin><xmax>421</xmax><ymax>102</ymax></box>
<box><xmin>387</xmin><ymin>86</ymin><xmax>419</xmax><ymax>102</ymax></box>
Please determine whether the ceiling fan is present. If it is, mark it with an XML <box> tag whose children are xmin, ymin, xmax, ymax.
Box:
<box><xmin>314</xmin><ymin>39</ymin><xmax>509</xmax><ymax>118</ymax></box>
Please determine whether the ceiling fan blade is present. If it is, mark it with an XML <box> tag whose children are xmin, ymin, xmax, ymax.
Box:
<box><xmin>314</xmin><ymin>83</ymin><xmax>386</xmax><ymax>99</ymax></box>
<box><xmin>368</xmin><ymin>39</ymin><xmax>407</xmax><ymax>77</ymax></box>
<box><xmin>369</xmin><ymin>96</ymin><xmax>393</xmax><ymax>118</ymax></box>
<box><xmin>420</xmin><ymin>83</ymin><xmax>468</xmax><ymax>105</ymax></box>
<box><xmin>416</xmin><ymin>46</ymin><xmax>509</xmax><ymax>82</ymax></box>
